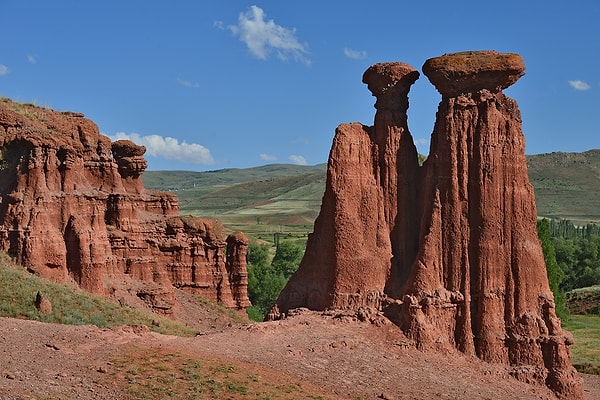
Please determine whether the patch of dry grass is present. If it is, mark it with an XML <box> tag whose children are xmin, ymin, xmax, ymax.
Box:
<box><xmin>112</xmin><ymin>345</ymin><xmax>331</xmax><ymax>400</ymax></box>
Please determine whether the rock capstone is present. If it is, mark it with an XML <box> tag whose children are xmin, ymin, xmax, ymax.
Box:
<box><xmin>422</xmin><ymin>50</ymin><xmax>525</xmax><ymax>96</ymax></box>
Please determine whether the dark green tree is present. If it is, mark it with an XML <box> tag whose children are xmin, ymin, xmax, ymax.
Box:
<box><xmin>271</xmin><ymin>241</ymin><xmax>303</xmax><ymax>278</ymax></box>
<box><xmin>247</xmin><ymin>243</ymin><xmax>270</xmax><ymax>267</ymax></box>
<box><xmin>245</xmin><ymin>240</ymin><xmax>305</xmax><ymax>321</ymax></box>
<box><xmin>553</xmin><ymin>230</ymin><xmax>600</xmax><ymax>291</ymax></box>
<box><xmin>537</xmin><ymin>218</ymin><xmax>568</xmax><ymax>318</ymax></box>
<box><xmin>245</xmin><ymin>243</ymin><xmax>287</xmax><ymax>321</ymax></box>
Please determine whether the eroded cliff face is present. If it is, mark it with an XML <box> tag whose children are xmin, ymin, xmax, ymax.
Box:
<box><xmin>270</xmin><ymin>51</ymin><xmax>582</xmax><ymax>399</ymax></box>
<box><xmin>0</xmin><ymin>99</ymin><xmax>250</xmax><ymax>315</ymax></box>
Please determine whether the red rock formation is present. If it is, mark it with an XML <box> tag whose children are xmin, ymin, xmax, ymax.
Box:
<box><xmin>270</xmin><ymin>63</ymin><xmax>419</xmax><ymax>314</ymax></box>
<box><xmin>226</xmin><ymin>231</ymin><xmax>252</xmax><ymax>311</ymax></box>
<box><xmin>406</xmin><ymin>51</ymin><xmax>582</xmax><ymax>399</ymax></box>
<box><xmin>270</xmin><ymin>51</ymin><xmax>582</xmax><ymax>398</ymax></box>
<box><xmin>0</xmin><ymin>99</ymin><xmax>249</xmax><ymax>315</ymax></box>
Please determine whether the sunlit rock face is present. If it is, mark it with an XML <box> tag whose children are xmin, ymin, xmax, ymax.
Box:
<box><xmin>269</xmin><ymin>51</ymin><xmax>583</xmax><ymax>399</ymax></box>
<box><xmin>0</xmin><ymin>99</ymin><xmax>249</xmax><ymax>315</ymax></box>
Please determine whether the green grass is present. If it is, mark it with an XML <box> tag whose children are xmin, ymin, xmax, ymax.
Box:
<box><xmin>0</xmin><ymin>253</ymin><xmax>196</xmax><ymax>336</ymax></box>
<box><xmin>562</xmin><ymin>314</ymin><xmax>600</xmax><ymax>374</ymax></box>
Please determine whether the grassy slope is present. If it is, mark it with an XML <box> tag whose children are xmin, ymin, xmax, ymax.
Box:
<box><xmin>144</xmin><ymin>165</ymin><xmax>327</xmax><ymax>239</ymax></box>
<box><xmin>527</xmin><ymin>149</ymin><xmax>600</xmax><ymax>224</ymax></box>
<box><xmin>563</xmin><ymin>286</ymin><xmax>600</xmax><ymax>373</ymax></box>
<box><xmin>141</xmin><ymin>163</ymin><xmax>327</xmax><ymax>192</ymax></box>
<box><xmin>0</xmin><ymin>253</ymin><xmax>196</xmax><ymax>336</ymax></box>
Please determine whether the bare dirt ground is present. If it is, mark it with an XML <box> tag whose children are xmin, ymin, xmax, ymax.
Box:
<box><xmin>1</xmin><ymin>310</ymin><xmax>599</xmax><ymax>400</ymax></box>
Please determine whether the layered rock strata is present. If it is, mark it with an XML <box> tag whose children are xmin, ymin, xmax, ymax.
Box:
<box><xmin>270</xmin><ymin>51</ymin><xmax>582</xmax><ymax>398</ymax></box>
<box><xmin>0</xmin><ymin>99</ymin><xmax>250</xmax><ymax>314</ymax></box>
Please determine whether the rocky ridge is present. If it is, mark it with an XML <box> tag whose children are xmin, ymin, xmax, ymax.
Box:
<box><xmin>0</xmin><ymin>99</ymin><xmax>250</xmax><ymax>316</ymax></box>
<box><xmin>270</xmin><ymin>51</ymin><xmax>583</xmax><ymax>399</ymax></box>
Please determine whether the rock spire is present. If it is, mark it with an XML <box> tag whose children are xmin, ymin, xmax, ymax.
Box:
<box><xmin>270</xmin><ymin>51</ymin><xmax>582</xmax><ymax>399</ymax></box>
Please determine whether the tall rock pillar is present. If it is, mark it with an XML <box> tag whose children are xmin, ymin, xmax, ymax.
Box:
<box><xmin>226</xmin><ymin>231</ymin><xmax>252</xmax><ymax>311</ymax></box>
<box><xmin>362</xmin><ymin>64</ymin><xmax>422</xmax><ymax>297</ymax></box>
<box><xmin>269</xmin><ymin>50</ymin><xmax>583</xmax><ymax>399</ymax></box>
<box><xmin>271</xmin><ymin>63</ymin><xmax>419</xmax><ymax>314</ymax></box>
<box><xmin>399</xmin><ymin>51</ymin><xmax>582</xmax><ymax>399</ymax></box>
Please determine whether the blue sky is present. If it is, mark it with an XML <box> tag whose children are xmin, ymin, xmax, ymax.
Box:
<box><xmin>1</xmin><ymin>1</ymin><xmax>598</xmax><ymax>171</ymax></box>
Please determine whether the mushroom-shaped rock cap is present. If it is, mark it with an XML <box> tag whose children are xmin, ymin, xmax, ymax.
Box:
<box><xmin>422</xmin><ymin>51</ymin><xmax>525</xmax><ymax>97</ymax></box>
<box><xmin>362</xmin><ymin>62</ymin><xmax>419</xmax><ymax>110</ymax></box>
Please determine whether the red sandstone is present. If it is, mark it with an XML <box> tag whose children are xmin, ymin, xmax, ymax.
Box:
<box><xmin>0</xmin><ymin>99</ymin><xmax>250</xmax><ymax>315</ymax></box>
<box><xmin>270</xmin><ymin>51</ymin><xmax>582</xmax><ymax>399</ymax></box>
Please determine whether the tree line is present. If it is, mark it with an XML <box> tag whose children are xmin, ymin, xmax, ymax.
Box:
<box><xmin>247</xmin><ymin>219</ymin><xmax>599</xmax><ymax>321</ymax></box>
<box><xmin>537</xmin><ymin>218</ymin><xmax>600</xmax><ymax>318</ymax></box>
<box><xmin>545</xmin><ymin>219</ymin><xmax>600</xmax><ymax>292</ymax></box>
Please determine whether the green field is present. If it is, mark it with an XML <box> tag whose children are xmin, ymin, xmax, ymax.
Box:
<box><xmin>563</xmin><ymin>314</ymin><xmax>600</xmax><ymax>374</ymax></box>
<box><xmin>143</xmin><ymin>164</ymin><xmax>327</xmax><ymax>243</ymax></box>
<box><xmin>142</xmin><ymin>150</ymin><xmax>600</xmax><ymax>241</ymax></box>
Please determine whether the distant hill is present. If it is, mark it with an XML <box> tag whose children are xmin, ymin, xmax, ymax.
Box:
<box><xmin>142</xmin><ymin>150</ymin><xmax>600</xmax><ymax>235</ymax></box>
<box><xmin>142</xmin><ymin>163</ymin><xmax>327</xmax><ymax>192</ymax></box>
<box><xmin>527</xmin><ymin>149</ymin><xmax>600</xmax><ymax>224</ymax></box>
<box><xmin>143</xmin><ymin>164</ymin><xmax>327</xmax><ymax>235</ymax></box>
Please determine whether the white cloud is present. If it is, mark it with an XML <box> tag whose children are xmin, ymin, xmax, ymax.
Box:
<box><xmin>415</xmin><ymin>138</ymin><xmax>429</xmax><ymax>146</ymax></box>
<box><xmin>27</xmin><ymin>55</ymin><xmax>37</xmax><ymax>64</ymax></box>
<box><xmin>343</xmin><ymin>47</ymin><xmax>367</xmax><ymax>60</ymax></box>
<box><xmin>228</xmin><ymin>5</ymin><xmax>310</xmax><ymax>65</ymax></box>
<box><xmin>213</xmin><ymin>20</ymin><xmax>225</xmax><ymax>30</ymax></box>
<box><xmin>288</xmin><ymin>155</ymin><xmax>307</xmax><ymax>165</ymax></box>
<box><xmin>260</xmin><ymin>153</ymin><xmax>277</xmax><ymax>161</ymax></box>
<box><xmin>568</xmin><ymin>80</ymin><xmax>591</xmax><ymax>91</ymax></box>
<box><xmin>0</xmin><ymin>64</ymin><xmax>9</xmax><ymax>76</ymax></box>
<box><xmin>177</xmin><ymin>78</ymin><xmax>200</xmax><ymax>89</ymax></box>
<box><xmin>110</xmin><ymin>132</ymin><xmax>214</xmax><ymax>165</ymax></box>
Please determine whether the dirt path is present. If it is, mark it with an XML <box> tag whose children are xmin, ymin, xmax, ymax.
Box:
<box><xmin>1</xmin><ymin>313</ymin><xmax>599</xmax><ymax>399</ymax></box>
